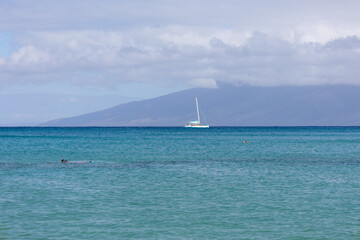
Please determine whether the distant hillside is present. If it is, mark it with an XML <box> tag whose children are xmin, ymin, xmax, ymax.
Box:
<box><xmin>42</xmin><ymin>85</ymin><xmax>360</xmax><ymax>126</ymax></box>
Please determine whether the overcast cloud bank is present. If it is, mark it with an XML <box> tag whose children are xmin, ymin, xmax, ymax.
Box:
<box><xmin>0</xmin><ymin>0</ymin><xmax>360</xmax><ymax>90</ymax></box>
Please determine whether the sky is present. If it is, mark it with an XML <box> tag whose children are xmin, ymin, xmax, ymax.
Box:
<box><xmin>1</xmin><ymin>0</ymin><xmax>360</xmax><ymax>124</ymax></box>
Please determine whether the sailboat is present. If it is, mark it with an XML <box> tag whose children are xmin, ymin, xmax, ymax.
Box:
<box><xmin>185</xmin><ymin>97</ymin><xmax>209</xmax><ymax>128</ymax></box>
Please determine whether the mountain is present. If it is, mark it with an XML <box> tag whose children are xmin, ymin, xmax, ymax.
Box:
<box><xmin>42</xmin><ymin>85</ymin><xmax>360</xmax><ymax>126</ymax></box>
<box><xmin>0</xmin><ymin>94</ymin><xmax>138</xmax><ymax>126</ymax></box>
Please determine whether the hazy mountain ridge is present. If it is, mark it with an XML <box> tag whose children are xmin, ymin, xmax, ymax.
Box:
<box><xmin>42</xmin><ymin>85</ymin><xmax>360</xmax><ymax>126</ymax></box>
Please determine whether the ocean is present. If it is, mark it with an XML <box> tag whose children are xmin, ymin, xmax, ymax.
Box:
<box><xmin>1</xmin><ymin>127</ymin><xmax>359</xmax><ymax>239</ymax></box>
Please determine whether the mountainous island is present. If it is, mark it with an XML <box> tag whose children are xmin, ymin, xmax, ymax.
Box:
<box><xmin>43</xmin><ymin>85</ymin><xmax>360</xmax><ymax>126</ymax></box>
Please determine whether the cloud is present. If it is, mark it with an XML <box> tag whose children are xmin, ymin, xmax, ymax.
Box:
<box><xmin>0</xmin><ymin>1</ymin><xmax>360</xmax><ymax>90</ymax></box>
<box><xmin>189</xmin><ymin>78</ymin><xmax>218</xmax><ymax>88</ymax></box>
<box><xmin>0</xmin><ymin>29</ymin><xmax>360</xmax><ymax>89</ymax></box>
<box><xmin>7</xmin><ymin>45</ymin><xmax>50</xmax><ymax>71</ymax></box>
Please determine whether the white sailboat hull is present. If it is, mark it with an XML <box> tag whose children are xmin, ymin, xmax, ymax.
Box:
<box><xmin>185</xmin><ymin>124</ymin><xmax>209</xmax><ymax>128</ymax></box>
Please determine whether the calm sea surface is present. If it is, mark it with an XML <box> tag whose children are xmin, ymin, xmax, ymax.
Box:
<box><xmin>1</xmin><ymin>127</ymin><xmax>359</xmax><ymax>239</ymax></box>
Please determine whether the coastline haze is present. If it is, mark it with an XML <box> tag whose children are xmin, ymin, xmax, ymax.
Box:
<box><xmin>0</xmin><ymin>93</ymin><xmax>138</xmax><ymax>126</ymax></box>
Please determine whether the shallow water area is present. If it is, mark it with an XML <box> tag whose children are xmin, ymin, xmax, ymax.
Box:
<box><xmin>1</xmin><ymin>127</ymin><xmax>360</xmax><ymax>239</ymax></box>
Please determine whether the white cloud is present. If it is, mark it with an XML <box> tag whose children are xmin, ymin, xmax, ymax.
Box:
<box><xmin>189</xmin><ymin>78</ymin><xmax>218</xmax><ymax>88</ymax></box>
<box><xmin>7</xmin><ymin>45</ymin><xmax>51</xmax><ymax>72</ymax></box>
<box><xmin>1</xmin><ymin>1</ymin><xmax>360</xmax><ymax>90</ymax></box>
<box><xmin>0</xmin><ymin>29</ymin><xmax>360</xmax><ymax>89</ymax></box>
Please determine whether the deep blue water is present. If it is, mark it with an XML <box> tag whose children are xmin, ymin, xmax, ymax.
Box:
<box><xmin>1</xmin><ymin>127</ymin><xmax>359</xmax><ymax>239</ymax></box>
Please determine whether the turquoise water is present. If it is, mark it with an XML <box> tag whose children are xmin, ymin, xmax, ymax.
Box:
<box><xmin>1</xmin><ymin>127</ymin><xmax>359</xmax><ymax>239</ymax></box>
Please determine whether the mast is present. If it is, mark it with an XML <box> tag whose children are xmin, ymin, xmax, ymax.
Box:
<box><xmin>196</xmin><ymin>97</ymin><xmax>200</xmax><ymax>123</ymax></box>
